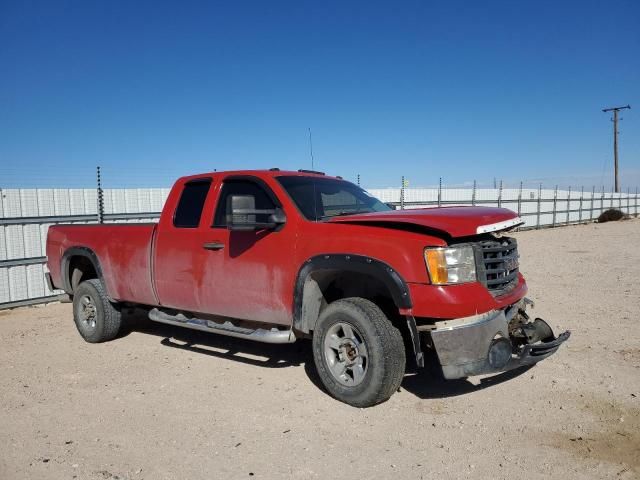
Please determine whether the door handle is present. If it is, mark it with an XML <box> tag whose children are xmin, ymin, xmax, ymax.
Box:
<box><xmin>203</xmin><ymin>242</ymin><xmax>225</xmax><ymax>251</ymax></box>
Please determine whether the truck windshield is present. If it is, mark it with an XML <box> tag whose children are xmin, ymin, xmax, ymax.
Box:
<box><xmin>277</xmin><ymin>176</ymin><xmax>392</xmax><ymax>221</ymax></box>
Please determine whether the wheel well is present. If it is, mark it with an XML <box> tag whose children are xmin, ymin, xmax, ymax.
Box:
<box><xmin>68</xmin><ymin>256</ymin><xmax>98</xmax><ymax>293</ymax></box>
<box><xmin>298</xmin><ymin>269</ymin><xmax>420</xmax><ymax>368</ymax></box>
<box><xmin>300</xmin><ymin>270</ymin><xmax>403</xmax><ymax>332</ymax></box>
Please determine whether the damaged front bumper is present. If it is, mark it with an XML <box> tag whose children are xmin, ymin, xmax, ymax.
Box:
<box><xmin>429</xmin><ymin>300</ymin><xmax>570</xmax><ymax>380</ymax></box>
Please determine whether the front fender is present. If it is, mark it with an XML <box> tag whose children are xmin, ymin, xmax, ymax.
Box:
<box><xmin>292</xmin><ymin>253</ymin><xmax>412</xmax><ymax>333</ymax></box>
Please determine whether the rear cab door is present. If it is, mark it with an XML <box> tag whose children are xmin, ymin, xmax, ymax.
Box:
<box><xmin>153</xmin><ymin>175</ymin><xmax>217</xmax><ymax>312</ymax></box>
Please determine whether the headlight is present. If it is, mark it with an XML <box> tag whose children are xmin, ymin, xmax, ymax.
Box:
<box><xmin>424</xmin><ymin>245</ymin><xmax>477</xmax><ymax>285</ymax></box>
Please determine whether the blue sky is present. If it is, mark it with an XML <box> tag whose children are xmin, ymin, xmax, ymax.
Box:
<box><xmin>0</xmin><ymin>1</ymin><xmax>638</xmax><ymax>189</ymax></box>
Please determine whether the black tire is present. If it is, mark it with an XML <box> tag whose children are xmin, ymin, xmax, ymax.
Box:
<box><xmin>312</xmin><ymin>297</ymin><xmax>406</xmax><ymax>407</ymax></box>
<box><xmin>72</xmin><ymin>279</ymin><xmax>122</xmax><ymax>343</ymax></box>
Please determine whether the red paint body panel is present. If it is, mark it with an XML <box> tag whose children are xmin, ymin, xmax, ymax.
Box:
<box><xmin>329</xmin><ymin>206</ymin><xmax>520</xmax><ymax>238</ymax></box>
<box><xmin>47</xmin><ymin>223</ymin><xmax>158</xmax><ymax>305</ymax></box>
<box><xmin>46</xmin><ymin>170</ymin><xmax>528</xmax><ymax>325</ymax></box>
<box><xmin>407</xmin><ymin>274</ymin><xmax>528</xmax><ymax>318</ymax></box>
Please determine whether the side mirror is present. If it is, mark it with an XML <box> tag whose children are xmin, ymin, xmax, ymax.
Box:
<box><xmin>227</xmin><ymin>194</ymin><xmax>286</xmax><ymax>231</ymax></box>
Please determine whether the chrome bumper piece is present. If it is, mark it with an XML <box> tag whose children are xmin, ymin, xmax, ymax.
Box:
<box><xmin>430</xmin><ymin>309</ymin><xmax>570</xmax><ymax>380</ymax></box>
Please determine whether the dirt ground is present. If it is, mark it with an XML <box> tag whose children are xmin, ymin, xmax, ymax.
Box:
<box><xmin>1</xmin><ymin>219</ymin><xmax>639</xmax><ymax>480</ymax></box>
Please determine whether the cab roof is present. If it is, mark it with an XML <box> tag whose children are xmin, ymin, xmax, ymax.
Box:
<box><xmin>177</xmin><ymin>169</ymin><xmax>341</xmax><ymax>183</ymax></box>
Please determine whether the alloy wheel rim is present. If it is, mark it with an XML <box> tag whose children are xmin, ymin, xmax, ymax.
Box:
<box><xmin>323</xmin><ymin>322</ymin><xmax>368</xmax><ymax>386</ymax></box>
<box><xmin>78</xmin><ymin>295</ymin><xmax>97</xmax><ymax>330</ymax></box>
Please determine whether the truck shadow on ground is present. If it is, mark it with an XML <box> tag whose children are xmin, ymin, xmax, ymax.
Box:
<box><xmin>121</xmin><ymin>312</ymin><xmax>533</xmax><ymax>401</ymax></box>
<box><xmin>400</xmin><ymin>355</ymin><xmax>533</xmax><ymax>400</ymax></box>
<box><xmin>121</xmin><ymin>312</ymin><xmax>309</xmax><ymax>369</ymax></box>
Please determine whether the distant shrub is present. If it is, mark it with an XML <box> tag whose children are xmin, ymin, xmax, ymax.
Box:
<box><xmin>597</xmin><ymin>209</ymin><xmax>626</xmax><ymax>223</ymax></box>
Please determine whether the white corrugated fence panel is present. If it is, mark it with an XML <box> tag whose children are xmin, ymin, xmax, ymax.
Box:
<box><xmin>37</xmin><ymin>189</ymin><xmax>56</xmax><ymax>216</ymax></box>
<box><xmin>0</xmin><ymin>226</ymin><xmax>6</xmax><ymax>261</ymax></box>
<box><xmin>125</xmin><ymin>189</ymin><xmax>140</xmax><ymax>213</ymax></box>
<box><xmin>69</xmin><ymin>189</ymin><xmax>86</xmax><ymax>214</ymax></box>
<box><xmin>84</xmin><ymin>189</ymin><xmax>98</xmax><ymax>214</ymax></box>
<box><xmin>0</xmin><ymin>268</ymin><xmax>9</xmax><ymax>303</ymax></box>
<box><xmin>1</xmin><ymin>186</ymin><xmax>638</xmax><ymax>307</ymax></box>
<box><xmin>23</xmin><ymin>224</ymin><xmax>42</xmax><ymax>257</ymax></box>
<box><xmin>20</xmin><ymin>189</ymin><xmax>39</xmax><ymax>216</ymax></box>
<box><xmin>26</xmin><ymin>264</ymin><xmax>45</xmax><ymax>298</ymax></box>
<box><xmin>5</xmin><ymin>225</ymin><xmax>25</xmax><ymax>259</ymax></box>
<box><xmin>8</xmin><ymin>266</ymin><xmax>28</xmax><ymax>301</ymax></box>
<box><xmin>2</xmin><ymin>190</ymin><xmax>23</xmax><ymax>217</ymax></box>
<box><xmin>53</xmin><ymin>189</ymin><xmax>71</xmax><ymax>216</ymax></box>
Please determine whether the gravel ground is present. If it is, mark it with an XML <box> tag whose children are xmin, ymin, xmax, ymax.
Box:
<box><xmin>1</xmin><ymin>219</ymin><xmax>639</xmax><ymax>480</ymax></box>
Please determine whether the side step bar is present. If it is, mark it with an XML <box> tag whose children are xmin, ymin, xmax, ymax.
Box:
<box><xmin>148</xmin><ymin>308</ymin><xmax>296</xmax><ymax>344</ymax></box>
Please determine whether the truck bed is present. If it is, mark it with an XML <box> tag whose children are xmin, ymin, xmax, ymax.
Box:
<box><xmin>47</xmin><ymin>223</ymin><xmax>158</xmax><ymax>306</ymax></box>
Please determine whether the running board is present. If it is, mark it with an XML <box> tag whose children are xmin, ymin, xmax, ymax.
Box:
<box><xmin>148</xmin><ymin>308</ymin><xmax>296</xmax><ymax>344</ymax></box>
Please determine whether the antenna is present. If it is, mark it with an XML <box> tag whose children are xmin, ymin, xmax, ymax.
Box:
<box><xmin>308</xmin><ymin>127</ymin><xmax>315</xmax><ymax>170</ymax></box>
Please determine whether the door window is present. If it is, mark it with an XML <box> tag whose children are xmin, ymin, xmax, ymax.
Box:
<box><xmin>213</xmin><ymin>179</ymin><xmax>277</xmax><ymax>227</ymax></box>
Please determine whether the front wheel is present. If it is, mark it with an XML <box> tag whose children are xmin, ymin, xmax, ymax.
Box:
<box><xmin>312</xmin><ymin>298</ymin><xmax>406</xmax><ymax>407</ymax></box>
<box><xmin>72</xmin><ymin>279</ymin><xmax>122</xmax><ymax>343</ymax></box>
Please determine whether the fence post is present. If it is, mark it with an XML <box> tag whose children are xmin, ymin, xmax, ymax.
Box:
<box><xmin>357</xmin><ymin>174</ymin><xmax>360</xmax><ymax>186</ymax></box>
<box><xmin>472</xmin><ymin>180</ymin><xmax>476</xmax><ymax>206</ymax></box>
<box><xmin>552</xmin><ymin>185</ymin><xmax>558</xmax><ymax>227</ymax></box>
<box><xmin>578</xmin><ymin>186</ymin><xmax>584</xmax><ymax>223</ymax></box>
<box><xmin>18</xmin><ymin>189</ymin><xmax>29</xmax><ymax>259</ymax></box>
<box><xmin>35</xmin><ymin>188</ymin><xmax>44</xmax><ymax>257</ymax></box>
<box><xmin>400</xmin><ymin>176</ymin><xmax>405</xmax><ymax>210</ymax></box>
<box><xmin>4</xmin><ymin>189</ymin><xmax>14</xmax><ymax>299</ymax></box>
<box><xmin>517</xmin><ymin>181</ymin><xmax>522</xmax><ymax>216</ymax></box>
<box><xmin>601</xmin><ymin>186</ymin><xmax>605</xmax><ymax>217</ymax></box>
<box><xmin>590</xmin><ymin>186</ymin><xmax>595</xmax><ymax>221</ymax></box>
<box><xmin>0</xmin><ymin>187</ymin><xmax>14</xmax><ymax>296</ymax></box>
<box><xmin>536</xmin><ymin>184</ymin><xmax>542</xmax><ymax>229</ymax></box>
<box><xmin>497</xmin><ymin>180</ymin><xmax>503</xmax><ymax>208</ymax></box>
<box><xmin>619</xmin><ymin>189</ymin><xmax>623</xmax><ymax>210</ymax></box>
<box><xmin>610</xmin><ymin>188</ymin><xmax>614</xmax><ymax>209</ymax></box>
<box><xmin>437</xmin><ymin>177</ymin><xmax>442</xmax><ymax>207</ymax></box>
<box><xmin>627</xmin><ymin>187</ymin><xmax>630</xmax><ymax>215</ymax></box>
<box><xmin>566</xmin><ymin>186</ymin><xmax>571</xmax><ymax>225</ymax></box>
<box><xmin>81</xmin><ymin>187</ymin><xmax>87</xmax><ymax>213</ymax></box>
<box><xmin>97</xmin><ymin>166</ymin><xmax>104</xmax><ymax>224</ymax></box>
<box><xmin>636</xmin><ymin>187</ymin><xmax>638</xmax><ymax>217</ymax></box>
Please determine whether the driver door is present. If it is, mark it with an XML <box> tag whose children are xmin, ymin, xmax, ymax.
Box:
<box><xmin>195</xmin><ymin>176</ymin><xmax>297</xmax><ymax>326</ymax></box>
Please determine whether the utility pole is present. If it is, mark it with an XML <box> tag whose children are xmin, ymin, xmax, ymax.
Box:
<box><xmin>602</xmin><ymin>105</ymin><xmax>631</xmax><ymax>192</ymax></box>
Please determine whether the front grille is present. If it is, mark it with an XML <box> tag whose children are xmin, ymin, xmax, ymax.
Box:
<box><xmin>476</xmin><ymin>237</ymin><xmax>519</xmax><ymax>296</ymax></box>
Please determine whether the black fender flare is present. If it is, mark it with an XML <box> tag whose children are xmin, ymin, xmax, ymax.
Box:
<box><xmin>292</xmin><ymin>253</ymin><xmax>412</xmax><ymax>333</ymax></box>
<box><xmin>60</xmin><ymin>246</ymin><xmax>111</xmax><ymax>299</ymax></box>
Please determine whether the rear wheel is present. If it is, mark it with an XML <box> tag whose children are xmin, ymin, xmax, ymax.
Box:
<box><xmin>72</xmin><ymin>279</ymin><xmax>122</xmax><ymax>343</ymax></box>
<box><xmin>312</xmin><ymin>297</ymin><xmax>406</xmax><ymax>407</ymax></box>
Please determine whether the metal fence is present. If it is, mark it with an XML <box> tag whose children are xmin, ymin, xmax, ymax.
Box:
<box><xmin>1</xmin><ymin>183</ymin><xmax>638</xmax><ymax>309</ymax></box>
<box><xmin>0</xmin><ymin>188</ymin><xmax>169</xmax><ymax>309</ymax></box>
<box><xmin>370</xmin><ymin>182</ymin><xmax>639</xmax><ymax>229</ymax></box>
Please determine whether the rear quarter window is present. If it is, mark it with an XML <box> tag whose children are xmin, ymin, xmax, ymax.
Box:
<box><xmin>173</xmin><ymin>179</ymin><xmax>211</xmax><ymax>228</ymax></box>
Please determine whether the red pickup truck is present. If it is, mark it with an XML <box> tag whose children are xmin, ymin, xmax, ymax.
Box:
<box><xmin>46</xmin><ymin>169</ymin><xmax>569</xmax><ymax>407</ymax></box>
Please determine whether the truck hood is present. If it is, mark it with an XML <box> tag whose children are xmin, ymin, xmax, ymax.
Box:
<box><xmin>328</xmin><ymin>206</ymin><xmax>523</xmax><ymax>238</ymax></box>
